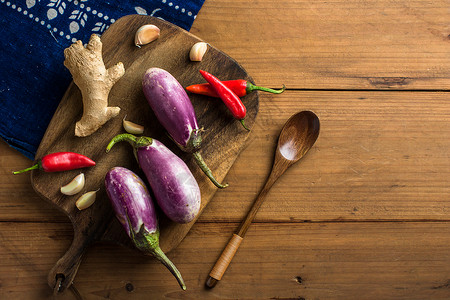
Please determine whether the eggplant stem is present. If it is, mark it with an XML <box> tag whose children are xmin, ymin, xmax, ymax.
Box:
<box><xmin>192</xmin><ymin>152</ymin><xmax>228</xmax><ymax>189</ymax></box>
<box><xmin>107</xmin><ymin>133</ymin><xmax>153</xmax><ymax>153</ymax></box>
<box><xmin>152</xmin><ymin>246</ymin><xmax>187</xmax><ymax>291</ymax></box>
<box><xmin>12</xmin><ymin>164</ymin><xmax>39</xmax><ymax>174</ymax></box>
<box><xmin>106</xmin><ymin>133</ymin><xmax>137</xmax><ymax>152</ymax></box>
<box><xmin>129</xmin><ymin>222</ymin><xmax>186</xmax><ymax>290</ymax></box>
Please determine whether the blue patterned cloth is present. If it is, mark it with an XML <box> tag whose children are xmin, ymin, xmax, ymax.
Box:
<box><xmin>0</xmin><ymin>0</ymin><xmax>205</xmax><ymax>159</ymax></box>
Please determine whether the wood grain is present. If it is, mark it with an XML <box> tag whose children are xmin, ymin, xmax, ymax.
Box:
<box><xmin>2</xmin><ymin>91</ymin><xmax>448</xmax><ymax>223</ymax></box>
<box><xmin>1</xmin><ymin>222</ymin><xmax>449</xmax><ymax>299</ymax></box>
<box><xmin>191</xmin><ymin>0</ymin><xmax>450</xmax><ymax>90</ymax></box>
<box><xmin>206</xmin><ymin>111</ymin><xmax>321</xmax><ymax>287</ymax></box>
<box><xmin>29</xmin><ymin>14</ymin><xmax>258</xmax><ymax>292</ymax></box>
<box><xmin>1</xmin><ymin>0</ymin><xmax>449</xmax><ymax>298</ymax></box>
<box><xmin>201</xmin><ymin>90</ymin><xmax>450</xmax><ymax>222</ymax></box>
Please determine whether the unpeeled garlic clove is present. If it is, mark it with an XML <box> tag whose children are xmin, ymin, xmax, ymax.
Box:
<box><xmin>189</xmin><ymin>42</ymin><xmax>208</xmax><ymax>62</ymax></box>
<box><xmin>61</xmin><ymin>173</ymin><xmax>85</xmax><ymax>195</ymax></box>
<box><xmin>135</xmin><ymin>24</ymin><xmax>160</xmax><ymax>47</ymax></box>
<box><xmin>123</xmin><ymin>116</ymin><xmax>144</xmax><ymax>134</ymax></box>
<box><xmin>76</xmin><ymin>190</ymin><xmax>98</xmax><ymax>210</ymax></box>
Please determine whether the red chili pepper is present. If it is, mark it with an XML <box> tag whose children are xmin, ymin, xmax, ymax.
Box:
<box><xmin>199</xmin><ymin>70</ymin><xmax>250</xmax><ymax>131</ymax></box>
<box><xmin>13</xmin><ymin>152</ymin><xmax>96</xmax><ymax>174</ymax></box>
<box><xmin>186</xmin><ymin>80</ymin><xmax>285</xmax><ymax>98</ymax></box>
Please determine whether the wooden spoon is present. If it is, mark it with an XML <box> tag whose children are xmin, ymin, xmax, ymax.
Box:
<box><xmin>205</xmin><ymin>111</ymin><xmax>320</xmax><ymax>288</ymax></box>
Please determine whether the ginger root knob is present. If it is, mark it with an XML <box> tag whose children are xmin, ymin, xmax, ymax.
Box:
<box><xmin>64</xmin><ymin>34</ymin><xmax>125</xmax><ymax>137</ymax></box>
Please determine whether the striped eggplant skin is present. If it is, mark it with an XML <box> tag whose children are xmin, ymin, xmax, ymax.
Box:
<box><xmin>104</xmin><ymin>166</ymin><xmax>187</xmax><ymax>290</ymax></box>
<box><xmin>106</xmin><ymin>134</ymin><xmax>201</xmax><ymax>224</ymax></box>
<box><xmin>136</xmin><ymin>139</ymin><xmax>201</xmax><ymax>224</ymax></box>
<box><xmin>141</xmin><ymin>68</ymin><xmax>227</xmax><ymax>189</ymax></box>
<box><xmin>142</xmin><ymin>67</ymin><xmax>201</xmax><ymax>153</ymax></box>
<box><xmin>104</xmin><ymin>167</ymin><xmax>157</xmax><ymax>236</ymax></box>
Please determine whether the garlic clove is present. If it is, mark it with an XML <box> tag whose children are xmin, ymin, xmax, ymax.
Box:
<box><xmin>123</xmin><ymin>116</ymin><xmax>144</xmax><ymax>135</ymax></box>
<box><xmin>135</xmin><ymin>24</ymin><xmax>160</xmax><ymax>47</ymax></box>
<box><xmin>189</xmin><ymin>42</ymin><xmax>208</xmax><ymax>62</ymax></box>
<box><xmin>61</xmin><ymin>173</ymin><xmax>85</xmax><ymax>195</ymax></box>
<box><xmin>76</xmin><ymin>190</ymin><xmax>98</xmax><ymax>210</ymax></box>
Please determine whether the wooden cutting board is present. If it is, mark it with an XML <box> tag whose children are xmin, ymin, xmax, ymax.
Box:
<box><xmin>30</xmin><ymin>15</ymin><xmax>258</xmax><ymax>293</ymax></box>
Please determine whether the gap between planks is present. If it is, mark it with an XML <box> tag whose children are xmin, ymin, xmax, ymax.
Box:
<box><xmin>280</xmin><ymin>87</ymin><xmax>450</xmax><ymax>92</ymax></box>
<box><xmin>1</xmin><ymin>219</ymin><xmax>449</xmax><ymax>225</ymax></box>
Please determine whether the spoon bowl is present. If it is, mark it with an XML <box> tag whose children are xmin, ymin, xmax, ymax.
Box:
<box><xmin>277</xmin><ymin>110</ymin><xmax>320</xmax><ymax>165</ymax></box>
<box><xmin>206</xmin><ymin>111</ymin><xmax>320</xmax><ymax>288</ymax></box>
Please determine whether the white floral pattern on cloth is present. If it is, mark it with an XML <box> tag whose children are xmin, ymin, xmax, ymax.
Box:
<box><xmin>2</xmin><ymin>0</ymin><xmax>199</xmax><ymax>43</ymax></box>
<box><xmin>0</xmin><ymin>0</ymin><xmax>204</xmax><ymax>159</ymax></box>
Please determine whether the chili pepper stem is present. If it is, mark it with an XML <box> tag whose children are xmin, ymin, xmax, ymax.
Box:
<box><xmin>247</xmin><ymin>83</ymin><xmax>286</xmax><ymax>94</ymax></box>
<box><xmin>192</xmin><ymin>151</ymin><xmax>228</xmax><ymax>189</ymax></box>
<box><xmin>240</xmin><ymin>119</ymin><xmax>250</xmax><ymax>131</ymax></box>
<box><xmin>12</xmin><ymin>163</ymin><xmax>40</xmax><ymax>174</ymax></box>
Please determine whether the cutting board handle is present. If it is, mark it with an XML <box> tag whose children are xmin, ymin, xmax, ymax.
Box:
<box><xmin>30</xmin><ymin>14</ymin><xmax>259</xmax><ymax>294</ymax></box>
<box><xmin>48</xmin><ymin>226</ymin><xmax>92</xmax><ymax>294</ymax></box>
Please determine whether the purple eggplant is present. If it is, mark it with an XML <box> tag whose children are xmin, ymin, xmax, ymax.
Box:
<box><xmin>107</xmin><ymin>133</ymin><xmax>201</xmax><ymax>224</ymax></box>
<box><xmin>105</xmin><ymin>167</ymin><xmax>186</xmax><ymax>290</ymax></box>
<box><xmin>142</xmin><ymin>67</ymin><xmax>227</xmax><ymax>188</ymax></box>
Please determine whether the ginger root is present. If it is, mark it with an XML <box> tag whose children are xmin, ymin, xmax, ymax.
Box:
<box><xmin>64</xmin><ymin>34</ymin><xmax>125</xmax><ymax>137</ymax></box>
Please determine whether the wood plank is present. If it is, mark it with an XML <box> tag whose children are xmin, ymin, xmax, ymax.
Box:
<box><xmin>1</xmin><ymin>1</ymin><xmax>448</xmax><ymax>299</ymax></box>
<box><xmin>12</xmin><ymin>14</ymin><xmax>260</xmax><ymax>291</ymax></box>
<box><xmin>200</xmin><ymin>90</ymin><xmax>450</xmax><ymax>222</ymax></box>
<box><xmin>2</xmin><ymin>91</ymin><xmax>449</xmax><ymax>222</ymax></box>
<box><xmin>0</xmin><ymin>139</ymin><xmax>67</xmax><ymax>222</ymax></box>
<box><xmin>1</xmin><ymin>221</ymin><xmax>449</xmax><ymax>299</ymax></box>
<box><xmin>0</xmin><ymin>221</ymin><xmax>73</xmax><ymax>300</ymax></box>
<box><xmin>191</xmin><ymin>0</ymin><xmax>450</xmax><ymax>90</ymax></box>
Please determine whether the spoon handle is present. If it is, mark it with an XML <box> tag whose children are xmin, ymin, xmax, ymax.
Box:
<box><xmin>206</xmin><ymin>110</ymin><xmax>320</xmax><ymax>288</ymax></box>
<box><xmin>205</xmin><ymin>233</ymin><xmax>243</xmax><ymax>288</ymax></box>
<box><xmin>205</xmin><ymin>170</ymin><xmax>280</xmax><ymax>288</ymax></box>
<box><xmin>237</xmin><ymin>171</ymin><xmax>279</xmax><ymax>237</ymax></box>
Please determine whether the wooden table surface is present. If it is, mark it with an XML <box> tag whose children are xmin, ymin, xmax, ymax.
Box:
<box><xmin>1</xmin><ymin>1</ymin><xmax>449</xmax><ymax>299</ymax></box>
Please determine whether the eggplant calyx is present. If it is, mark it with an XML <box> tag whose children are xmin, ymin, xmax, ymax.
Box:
<box><xmin>132</xmin><ymin>223</ymin><xmax>160</xmax><ymax>252</ymax></box>
<box><xmin>192</xmin><ymin>151</ymin><xmax>228</xmax><ymax>189</ymax></box>
<box><xmin>175</xmin><ymin>128</ymin><xmax>202</xmax><ymax>153</ymax></box>
<box><xmin>135</xmin><ymin>136</ymin><xmax>154</xmax><ymax>148</ymax></box>
<box><xmin>190</xmin><ymin>128</ymin><xmax>203</xmax><ymax>149</ymax></box>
